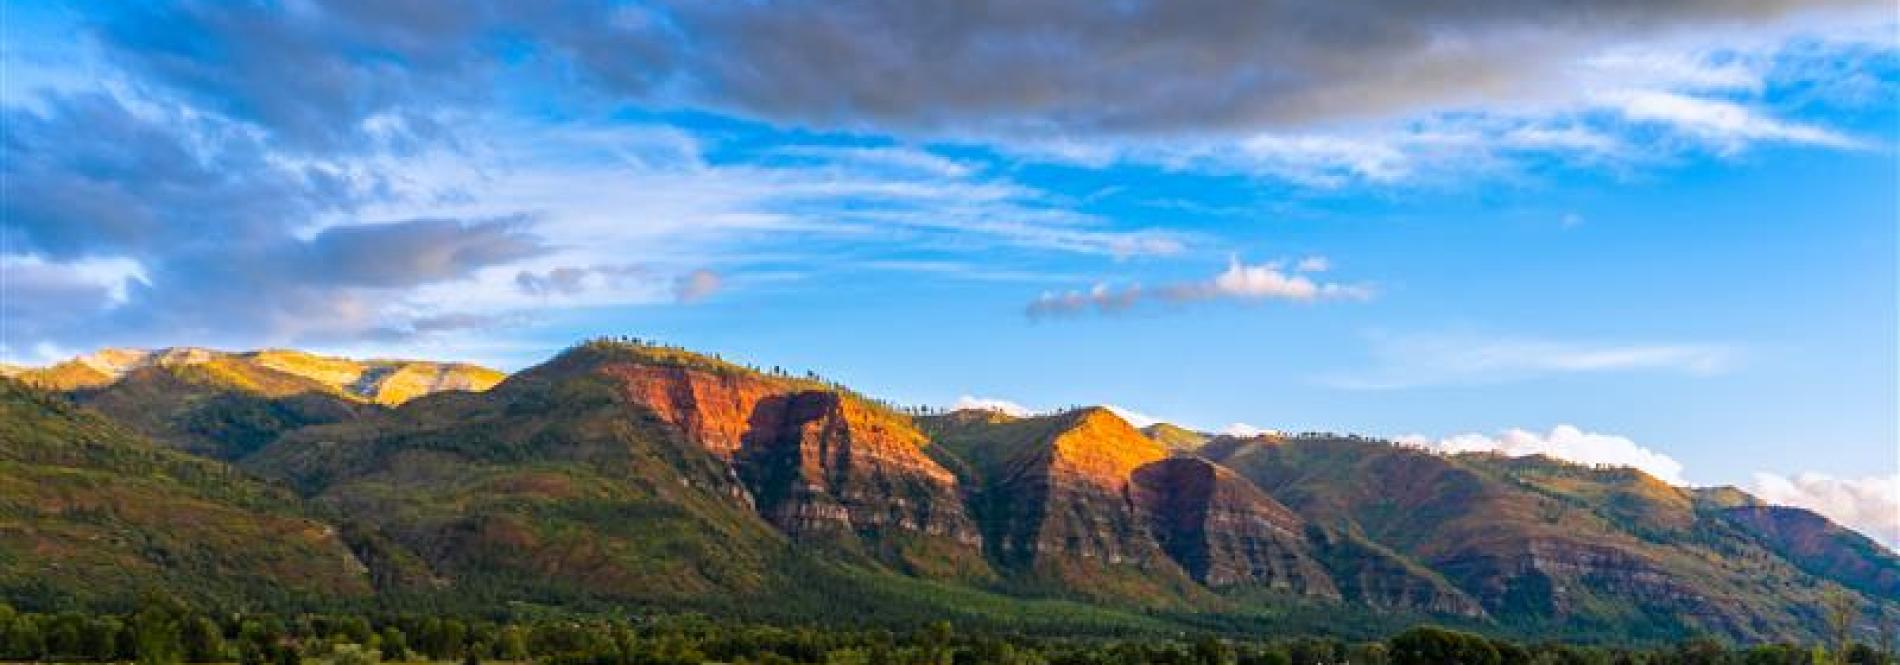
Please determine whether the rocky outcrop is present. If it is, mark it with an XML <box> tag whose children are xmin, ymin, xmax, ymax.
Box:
<box><xmin>1132</xmin><ymin>457</ymin><xmax>1339</xmax><ymax>598</ymax></box>
<box><xmin>966</xmin><ymin>408</ymin><xmax>1169</xmax><ymax>565</ymax></box>
<box><xmin>922</xmin><ymin>407</ymin><xmax>1205</xmax><ymax>600</ymax></box>
<box><xmin>591</xmin><ymin>353</ymin><xmax>985</xmax><ymax>575</ymax></box>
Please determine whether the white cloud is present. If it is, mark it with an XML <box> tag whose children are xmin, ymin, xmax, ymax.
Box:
<box><xmin>951</xmin><ymin>395</ymin><xmax>1036</xmax><ymax>417</ymax></box>
<box><xmin>1204</xmin><ymin>256</ymin><xmax>1372</xmax><ymax>302</ymax></box>
<box><xmin>1748</xmin><ymin>472</ymin><xmax>1900</xmax><ymax>546</ymax></box>
<box><xmin>1103</xmin><ymin>404</ymin><xmax>1164</xmax><ymax>429</ymax></box>
<box><xmin>1028</xmin><ymin>255</ymin><xmax>1371</xmax><ymax>319</ymax></box>
<box><xmin>1398</xmin><ymin>424</ymin><xmax>1688</xmax><ymax>485</ymax></box>
<box><xmin>1326</xmin><ymin>332</ymin><xmax>1738</xmax><ymax>389</ymax></box>
<box><xmin>1611</xmin><ymin>90</ymin><xmax>1865</xmax><ymax>151</ymax></box>
<box><xmin>1221</xmin><ymin>423</ymin><xmax>1277</xmax><ymax>437</ymax></box>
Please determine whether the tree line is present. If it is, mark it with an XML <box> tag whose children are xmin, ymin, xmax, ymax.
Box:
<box><xmin>1</xmin><ymin>596</ymin><xmax>1895</xmax><ymax>665</ymax></box>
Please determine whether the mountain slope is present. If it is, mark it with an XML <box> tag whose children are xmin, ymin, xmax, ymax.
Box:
<box><xmin>1129</xmin><ymin>456</ymin><xmax>1336</xmax><ymax>597</ymax></box>
<box><xmin>1143</xmin><ymin>423</ymin><xmax>1211</xmax><ymax>453</ymax></box>
<box><xmin>921</xmin><ymin>407</ymin><xmax>1207</xmax><ymax>602</ymax></box>
<box><xmin>0</xmin><ymin>379</ymin><xmax>371</xmax><ymax>609</ymax></box>
<box><xmin>5</xmin><ymin>340</ymin><xmax>1893</xmax><ymax>643</ymax></box>
<box><xmin>1203</xmin><ymin>434</ymin><xmax>1890</xmax><ymax>641</ymax></box>
<box><xmin>1716</xmin><ymin>504</ymin><xmax>1900</xmax><ymax>600</ymax></box>
<box><xmin>244</xmin><ymin>340</ymin><xmax>998</xmax><ymax>605</ymax></box>
<box><xmin>587</xmin><ymin>343</ymin><xmax>987</xmax><ymax>578</ymax></box>
<box><xmin>12</xmin><ymin>348</ymin><xmax>501</xmax><ymax>459</ymax></box>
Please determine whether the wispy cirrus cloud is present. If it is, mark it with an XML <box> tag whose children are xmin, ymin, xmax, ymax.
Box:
<box><xmin>1324</xmin><ymin>332</ymin><xmax>1738</xmax><ymax>389</ymax></box>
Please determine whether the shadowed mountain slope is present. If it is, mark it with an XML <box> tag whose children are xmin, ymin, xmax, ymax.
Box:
<box><xmin>0</xmin><ymin>379</ymin><xmax>371</xmax><ymax>610</ymax></box>
<box><xmin>1203</xmin><ymin>434</ymin><xmax>1888</xmax><ymax>642</ymax></box>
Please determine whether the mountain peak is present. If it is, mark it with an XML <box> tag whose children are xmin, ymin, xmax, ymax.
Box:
<box><xmin>17</xmin><ymin>346</ymin><xmax>503</xmax><ymax>405</ymax></box>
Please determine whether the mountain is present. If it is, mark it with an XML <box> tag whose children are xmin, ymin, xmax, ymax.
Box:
<box><xmin>3</xmin><ymin>339</ymin><xmax>1893</xmax><ymax>643</ymax></box>
<box><xmin>9</xmin><ymin>348</ymin><xmax>502</xmax><ymax>459</ymax></box>
<box><xmin>922</xmin><ymin>407</ymin><xmax>1204</xmax><ymax>602</ymax></box>
<box><xmin>241</xmin><ymin>340</ymin><xmax>1020</xmax><ymax>611</ymax></box>
<box><xmin>0</xmin><ymin>378</ymin><xmax>371</xmax><ymax>609</ymax></box>
<box><xmin>1201</xmin><ymin>434</ymin><xmax>1892</xmax><ymax>642</ymax></box>
<box><xmin>1716</xmin><ymin>504</ymin><xmax>1900</xmax><ymax>601</ymax></box>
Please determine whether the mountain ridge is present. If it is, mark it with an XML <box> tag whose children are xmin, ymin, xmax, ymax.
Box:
<box><xmin>4</xmin><ymin>338</ymin><xmax>1893</xmax><ymax>643</ymax></box>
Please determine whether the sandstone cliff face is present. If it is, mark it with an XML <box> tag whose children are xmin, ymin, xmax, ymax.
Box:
<box><xmin>593</xmin><ymin>357</ymin><xmax>984</xmax><ymax>575</ymax></box>
<box><xmin>1131</xmin><ymin>457</ymin><xmax>1339</xmax><ymax>598</ymax></box>
<box><xmin>943</xmin><ymin>408</ymin><xmax>1170</xmax><ymax>565</ymax></box>
<box><xmin>921</xmin><ymin>407</ymin><xmax>1209</xmax><ymax>600</ymax></box>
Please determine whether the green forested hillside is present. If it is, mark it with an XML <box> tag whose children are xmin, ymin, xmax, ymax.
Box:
<box><xmin>0</xmin><ymin>379</ymin><xmax>370</xmax><ymax>610</ymax></box>
<box><xmin>3</xmin><ymin>341</ymin><xmax>1895</xmax><ymax>646</ymax></box>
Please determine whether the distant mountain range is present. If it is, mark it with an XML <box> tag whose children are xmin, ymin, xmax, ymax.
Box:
<box><xmin>4</xmin><ymin>339</ymin><xmax>1894</xmax><ymax>643</ymax></box>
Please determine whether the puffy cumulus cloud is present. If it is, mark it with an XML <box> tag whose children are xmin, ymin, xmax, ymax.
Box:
<box><xmin>1196</xmin><ymin>256</ymin><xmax>1374</xmax><ymax>302</ymax></box>
<box><xmin>951</xmin><ymin>395</ymin><xmax>1037</xmax><ymax>417</ymax></box>
<box><xmin>1398</xmin><ymin>424</ymin><xmax>1689</xmax><ymax>485</ymax></box>
<box><xmin>1325</xmin><ymin>332</ymin><xmax>1737</xmax><ymax>389</ymax></box>
<box><xmin>1748</xmin><ymin>472</ymin><xmax>1900</xmax><ymax>546</ymax></box>
<box><xmin>672</xmin><ymin>269</ymin><xmax>723</xmax><ymax>303</ymax></box>
<box><xmin>1028</xmin><ymin>256</ymin><xmax>1370</xmax><ymax>319</ymax></box>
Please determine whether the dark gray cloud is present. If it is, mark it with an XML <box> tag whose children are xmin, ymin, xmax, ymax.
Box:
<box><xmin>0</xmin><ymin>93</ymin><xmax>547</xmax><ymax>350</ymax></box>
<box><xmin>307</xmin><ymin>217</ymin><xmax>547</xmax><ymax>288</ymax></box>
<box><xmin>1</xmin><ymin>93</ymin><xmax>364</xmax><ymax>259</ymax></box>
<box><xmin>658</xmin><ymin>0</ymin><xmax>1868</xmax><ymax>135</ymax></box>
<box><xmin>79</xmin><ymin>0</ymin><xmax>1870</xmax><ymax>144</ymax></box>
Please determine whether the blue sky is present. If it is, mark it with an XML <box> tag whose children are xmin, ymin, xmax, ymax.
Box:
<box><xmin>1</xmin><ymin>1</ymin><xmax>1894</xmax><ymax>542</ymax></box>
